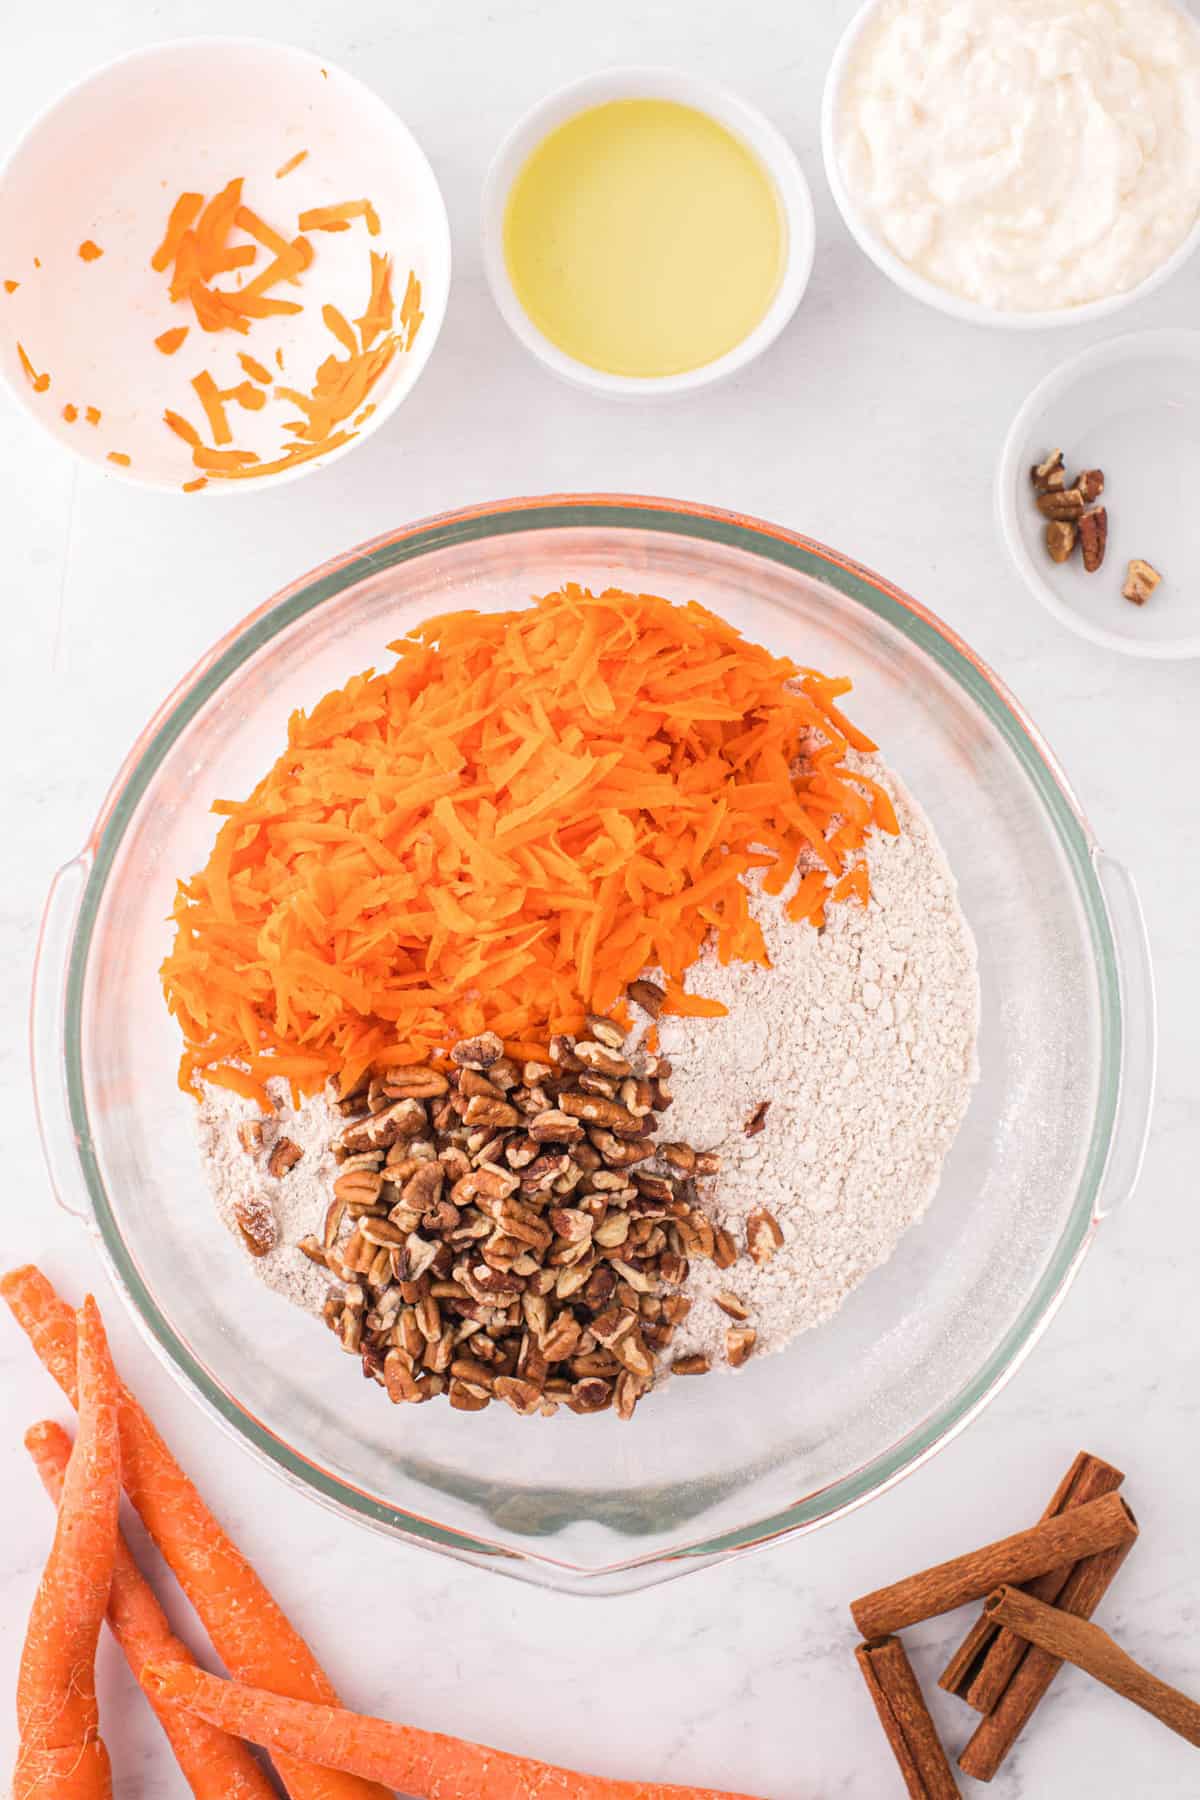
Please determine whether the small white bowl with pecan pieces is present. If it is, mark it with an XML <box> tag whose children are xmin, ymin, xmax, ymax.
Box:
<box><xmin>997</xmin><ymin>331</ymin><xmax>1200</xmax><ymax>659</ymax></box>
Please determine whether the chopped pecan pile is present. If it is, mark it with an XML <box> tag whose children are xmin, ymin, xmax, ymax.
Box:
<box><xmin>301</xmin><ymin>1001</ymin><xmax>752</xmax><ymax>1420</ymax></box>
<box><xmin>1032</xmin><ymin>450</ymin><xmax>1107</xmax><ymax>573</ymax></box>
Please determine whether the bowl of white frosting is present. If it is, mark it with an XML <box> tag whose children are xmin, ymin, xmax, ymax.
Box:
<box><xmin>822</xmin><ymin>0</ymin><xmax>1200</xmax><ymax>327</ymax></box>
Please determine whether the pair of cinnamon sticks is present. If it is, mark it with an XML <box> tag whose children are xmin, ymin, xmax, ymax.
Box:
<box><xmin>851</xmin><ymin>1451</ymin><xmax>1200</xmax><ymax>1794</ymax></box>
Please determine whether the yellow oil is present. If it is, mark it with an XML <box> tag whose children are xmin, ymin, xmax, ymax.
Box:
<box><xmin>503</xmin><ymin>98</ymin><xmax>785</xmax><ymax>378</ymax></box>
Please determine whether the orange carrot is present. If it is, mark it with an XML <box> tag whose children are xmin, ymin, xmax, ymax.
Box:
<box><xmin>275</xmin><ymin>149</ymin><xmax>309</xmax><ymax>179</ymax></box>
<box><xmin>152</xmin><ymin>192</ymin><xmax>203</xmax><ymax>271</ymax></box>
<box><xmin>191</xmin><ymin>371</ymin><xmax>231</xmax><ymax>445</ymax></box>
<box><xmin>155</xmin><ymin>326</ymin><xmax>190</xmax><ymax>355</ymax></box>
<box><xmin>26</xmin><ymin>1421</ymin><xmax>278</xmax><ymax>1800</ymax></box>
<box><xmin>106</xmin><ymin>452</ymin><xmax>131</xmax><ymax>466</ymax></box>
<box><xmin>164</xmin><ymin>409</ymin><xmax>203</xmax><ymax>448</ymax></box>
<box><xmin>161</xmin><ymin>585</ymin><xmax>885</xmax><ymax>1089</ymax></box>
<box><xmin>14</xmin><ymin>1298</ymin><xmax>118</xmax><ymax>1800</ymax></box>
<box><xmin>62</xmin><ymin>403</ymin><xmax>78</xmax><ymax>423</ymax></box>
<box><xmin>145</xmin><ymin>1662</ymin><xmax>763</xmax><ymax>1800</ymax></box>
<box><xmin>1</xmin><ymin>1268</ymin><xmax>393</xmax><ymax>1800</ymax></box>
<box><xmin>78</xmin><ymin>239</ymin><xmax>104</xmax><ymax>261</ymax></box>
<box><xmin>17</xmin><ymin>341</ymin><xmax>49</xmax><ymax>392</ymax></box>
<box><xmin>298</xmin><ymin>200</ymin><xmax>380</xmax><ymax>235</ymax></box>
<box><xmin>85</xmin><ymin>405</ymin><xmax>101</xmax><ymax>425</ymax></box>
<box><xmin>6</xmin><ymin>277</ymin><xmax>21</xmax><ymax>292</ymax></box>
<box><xmin>238</xmin><ymin>351</ymin><xmax>273</xmax><ymax>384</ymax></box>
<box><xmin>182</xmin><ymin>477</ymin><xmax>208</xmax><ymax>492</ymax></box>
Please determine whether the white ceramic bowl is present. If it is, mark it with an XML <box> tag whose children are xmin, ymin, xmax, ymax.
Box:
<box><xmin>0</xmin><ymin>39</ymin><xmax>451</xmax><ymax>493</ymax></box>
<box><xmin>481</xmin><ymin>69</ymin><xmax>814</xmax><ymax>396</ymax></box>
<box><xmin>996</xmin><ymin>331</ymin><xmax>1200</xmax><ymax>659</ymax></box>
<box><xmin>821</xmin><ymin>0</ymin><xmax>1200</xmax><ymax>332</ymax></box>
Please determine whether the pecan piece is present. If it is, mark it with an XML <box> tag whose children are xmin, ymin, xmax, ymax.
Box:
<box><xmin>236</xmin><ymin>1118</ymin><xmax>266</xmax><ymax>1155</ymax></box>
<box><xmin>585</xmin><ymin>1014</ymin><xmax>627</xmax><ymax>1049</ymax></box>
<box><xmin>744</xmin><ymin>1100</ymin><xmax>771</xmax><ymax>1137</ymax></box>
<box><xmin>1046</xmin><ymin>520</ymin><xmax>1077</xmax><ymax>564</ymax></box>
<box><xmin>725</xmin><ymin>1327</ymin><xmax>757</xmax><ymax>1369</ymax></box>
<box><xmin>714</xmin><ymin>1290</ymin><xmax>750</xmax><ymax>1322</ymax></box>
<box><xmin>1075</xmin><ymin>468</ymin><xmax>1104</xmax><ymax>504</ymax></box>
<box><xmin>382</xmin><ymin>1064</ymin><xmax>450</xmax><ymax>1099</ymax></box>
<box><xmin>451</xmin><ymin>1032</ymin><xmax>504</xmax><ymax>1069</ymax></box>
<box><xmin>672</xmin><ymin>1353</ymin><xmax>711</xmax><ymax>1376</ymax></box>
<box><xmin>746</xmin><ymin>1208</ymin><xmax>785</xmax><ymax>1265</ymax></box>
<box><xmin>1123</xmin><ymin>558</ymin><xmax>1162</xmax><ymax>605</ymax></box>
<box><xmin>1078</xmin><ymin>507</ymin><xmax>1108</xmax><ymax>573</ymax></box>
<box><xmin>627</xmin><ymin>978</ymin><xmax>665</xmax><ymax>1018</ymax></box>
<box><xmin>1030</xmin><ymin>449</ymin><xmax>1065</xmax><ymax>494</ymax></box>
<box><xmin>1037</xmin><ymin>487</ymin><xmax>1085</xmax><ymax>521</ymax></box>
<box><xmin>233</xmin><ymin>1195</ymin><xmax>276</xmax><ymax>1257</ymax></box>
<box><xmin>266</xmin><ymin>1137</ymin><xmax>302</xmax><ymax>1179</ymax></box>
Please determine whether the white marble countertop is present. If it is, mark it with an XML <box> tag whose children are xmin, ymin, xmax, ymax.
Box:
<box><xmin>2</xmin><ymin>2</ymin><xmax>1198</xmax><ymax>1795</ymax></box>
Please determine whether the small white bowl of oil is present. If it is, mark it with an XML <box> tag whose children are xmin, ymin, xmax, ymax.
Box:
<box><xmin>481</xmin><ymin>68</ymin><xmax>814</xmax><ymax>397</ymax></box>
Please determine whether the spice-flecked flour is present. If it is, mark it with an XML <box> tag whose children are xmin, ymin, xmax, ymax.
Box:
<box><xmin>653</xmin><ymin>752</ymin><xmax>979</xmax><ymax>1365</ymax></box>
<box><xmin>194</xmin><ymin>753</ymin><xmax>978</xmax><ymax>1367</ymax></box>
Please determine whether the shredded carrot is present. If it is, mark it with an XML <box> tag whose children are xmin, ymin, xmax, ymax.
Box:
<box><xmin>152</xmin><ymin>193</ymin><xmax>203</xmax><ymax>272</ymax></box>
<box><xmin>275</xmin><ymin>149</ymin><xmax>309</xmax><ymax>179</ymax></box>
<box><xmin>221</xmin><ymin>379</ymin><xmax>267</xmax><ymax>413</ymax></box>
<box><xmin>106</xmin><ymin>451</ymin><xmax>131</xmax><ymax>466</ymax></box>
<box><xmin>298</xmin><ymin>200</ymin><xmax>381</xmax><ymax>235</ymax></box>
<box><xmin>356</xmin><ymin>252</ymin><xmax>394</xmax><ymax>349</ymax></box>
<box><xmin>192</xmin><ymin>446</ymin><xmax>260</xmax><ymax>471</ymax></box>
<box><xmin>151</xmin><ymin>180</ymin><xmax>413</xmax><ymax>482</ymax></box>
<box><xmin>161</xmin><ymin>586</ymin><xmax>891</xmax><ymax>1093</ymax></box>
<box><xmin>4</xmin><ymin>279</ymin><xmax>19</xmax><ymax>293</ymax></box>
<box><xmin>16</xmin><ymin>342</ymin><xmax>49</xmax><ymax>392</ymax></box>
<box><xmin>62</xmin><ymin>403</ymin><xmax>78</xmax><ymax>423</ymax></box>
<box><xmin>164</xmin><ymin>409</ymin><xmax>202</xmax><ymax>448</ymax></box>
<box><xmin>238</xmin><ymin>351</ymin><xmax>273</xmax><ymax>384</ymax></box>
<box><xmin>155</xmin><ymin>325</ymin><xmax>189</xmax><ymax>355</ymax></box>
<box><xmin>192</xmin><ymin>371</ymin><xmax>231</xmax><ymax>445</ymax></box>
<box><xmin>182</xmin><ymin>477</ymin><xmax>208</xmax><ymax>492</ymax></box>
<box><xmin>85</xmin><ymin>405</ymin><xmax>101</xmax><ymax>425</ymax></box>
<box><xmin>78</xmin><ymin>239</ymin><xmax>104</xmax><ymax>261</ymax></box>
<box><xmin>399</xmin><ymin>269</ymin><xmax>423</xmax><ymax>349</ymax></box>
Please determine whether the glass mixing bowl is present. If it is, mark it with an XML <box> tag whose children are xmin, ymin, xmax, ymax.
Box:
<box><xmin>32</xmin><ymin>496</ymin><xmax>1155</xmax><ymax>1593</ymax></box>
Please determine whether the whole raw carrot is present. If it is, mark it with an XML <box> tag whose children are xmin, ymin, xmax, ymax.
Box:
<box><xmin>1</xmin><ymin>1267</ymin><xmax>393</xmax><ymax>1800</ymax></box>
<box><xmin>14</xmin><ymin>1298</ymin><xmax>118</xmax><ymax>1800</ymax></box>
<box><xmin>26</xmin><ymin>1420</ymin><xmax>277</xmax><ymax>1800</ymax></box>
<box><xmin>143</xmin><ymin>1662</ymin><xmax>765</xmax><ymax>1800</ymax></box>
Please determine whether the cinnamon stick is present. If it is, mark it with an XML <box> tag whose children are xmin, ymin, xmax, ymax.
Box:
<box><xmin>855</xmin><ymin>1637</ymin><xmax>961</xmax><ymax>1799</ymax></box>
<box><xmin>938</xmin><ymin>1450</ymin><xmax>1124</xmax><ymax>1707</ymax></box>
<box><xmin>850</xmin><ymin>1492</ymin><xmax>1137</xmax><ymax>1640</ymax></box>
<box><xmin>958</xmin><ymin>1531</ymin><xmax>1136</xmax><ymax>1781</ymax></box>
<box><xmin>983</xmin><ymin>1586</ymin><xmax>1200</xmax><ymax>1747</ymax></box>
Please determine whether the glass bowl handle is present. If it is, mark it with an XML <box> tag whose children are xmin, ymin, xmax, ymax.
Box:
<box><xmin>1092</xmin><ymin>850</ymin><xmax>1157</xmax><ymax>1220</ymax></box>
<box><xmin>31</xmin><ymin>856</ymin><xmax>95</xmax><ymax>1227</ymax></box>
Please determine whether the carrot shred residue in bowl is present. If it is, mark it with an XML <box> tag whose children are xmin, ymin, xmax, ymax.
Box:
<box><xmin>78</xmin><ymin>239</ymin><xmax>104</xmax><ymax>261</ymax></box>
<box><xmin>155</xmin><ymin>326</ymin><xmax>189</xmax><ymax>355</ymax></box>
<box><xmin>161</xmin><ymin>586</ymin><xmax>894</xmax><ymax>1103</ymax></box>
<box><xmin>275</xmin><ymin>149</ymin><xmax>309</xmax><ymax>180</ymax></box>
<box><xmin>147</xmin><ymin>177</ymin><xmax>421</xmax><ymax>486</ymax></box>
<box><xmin>17</xmin><ymin>342</ymin><xmax>50</xmax><ymax>393</ymax></box>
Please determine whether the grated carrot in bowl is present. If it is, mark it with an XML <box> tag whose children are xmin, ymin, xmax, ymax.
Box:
<box><xmin>162</xmin><ymin>587</ymin><xmax>898</xmax><ymax>1100</ymax></box>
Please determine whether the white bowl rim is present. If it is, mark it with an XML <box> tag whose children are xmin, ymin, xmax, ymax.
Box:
<box><xmin>820</xmin><ymin>0</ymin><xmax>1200</xmax><ymax>332</ymax></box>
<box><xmin>0</xmin><ymin>34</ymin><xmax>453</xmax><ymax>496</ymax></box>
<box><xmin>995</xmin><ymin>327</ymin><xmax>1200</xmax><ymax>659</ymax></box>
<box><xmin>480</xmin><ymin>66</ymin><xmax>816</xmax><ymax>396</ymax></box>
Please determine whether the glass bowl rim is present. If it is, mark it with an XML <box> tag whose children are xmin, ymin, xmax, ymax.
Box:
<box><xmin>48</xmin><ymin>493</ymin><xmax>1118</xmax><ymax>1585</ymax></box>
